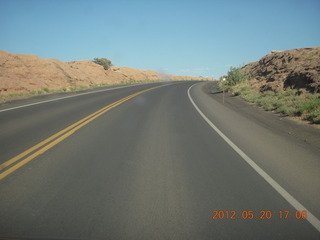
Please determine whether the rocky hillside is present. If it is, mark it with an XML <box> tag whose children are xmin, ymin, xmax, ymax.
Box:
<box><xmin>243</xmin><ymin>47</ymin><xmax>320</xmax><ymax>93</ymax></box>
<box><xmin>0</xmin><ymin>51</ymin><xmax>208</xmax><ymax>94</ymax></box>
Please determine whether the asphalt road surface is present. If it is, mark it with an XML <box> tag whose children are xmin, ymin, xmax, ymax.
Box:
<box><xmin>0</xmin><ymin>81</ymin><xmax>319</xmax><ymax>239</ymax></box>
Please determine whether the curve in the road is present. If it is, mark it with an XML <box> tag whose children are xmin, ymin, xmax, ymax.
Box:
<box><xmin>188</xmin><ymin>83</ymin><xmax>320</xmax><ymax>232</ymax></box>
<box><xmin>0</xmin><ymin>84</ymin><xmax>168</xmax><ymax>180</ymax></box>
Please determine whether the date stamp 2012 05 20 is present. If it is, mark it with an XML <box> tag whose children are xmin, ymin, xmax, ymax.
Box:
<box><xmin>211</xmin><ymin>210</ymin><xmax>308</xmax><ymax>220</ymax></box>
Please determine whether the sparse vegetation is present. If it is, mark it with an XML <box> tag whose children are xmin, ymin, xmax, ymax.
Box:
<box><xmin>77</xmin><ymin>85</ymin><xmax>88</xmax><ymax>90</ymax></box>
<box><xmin>42</xmin><ymin>87</ymin><xmax>50</xmax><ymax>93</ymax></box>
<box><xmin>226</xmin><ymin>82</ymin><xmax>320</xmax><ymax>124</ymax></box>
<box><xmin>218</xmin><ymin>66</ymin><xmax>249</xmax><ymax>91</ymax></box>
<box><xmin>119</xmin><ymin>79</ymin><xmax>161</xmax><ymax>85</ymax></box>
<box><xmin>226</xmin><ymin>66</ymin><xmax>249</xmax><ymax>86</ymax></box>
<box><xmin>30</xmin><ymin>90</ymin><xmax>44</xmax><ymax>95</ymax></box>
<box><xmin>217</xmin><ymin>63</ymin><xmax>320</xmax><ymax>124</ymax></box>
<box><xmin>0</xmin><ymin>79</ymin><xmax>160</xmax><ymax>104</ymax></box>
<box><xmin>120</xmin><ymin>79</ymin><xmax>143</xmax><ymax>85</ymax></box>
<box><xmin>92</xmin><ymin>57</ymin><xmax>113</xmax><ymax>70</ymax></box>
<box><xmin>90</xmin><ymin>83</ymin><xmax>101</xmax><ymax>88</ymax></box>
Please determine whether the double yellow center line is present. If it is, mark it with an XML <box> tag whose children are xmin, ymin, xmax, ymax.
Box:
<box><xmin>0</xmin><ymin>85</ymin><xmax>164</xmax><ymax>180</ymax></box>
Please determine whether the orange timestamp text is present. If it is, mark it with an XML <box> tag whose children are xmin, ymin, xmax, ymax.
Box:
<box><xmin>211</xmin><ymin>210</ymin><xmax>308</xmax><ymax>220</ymax></box>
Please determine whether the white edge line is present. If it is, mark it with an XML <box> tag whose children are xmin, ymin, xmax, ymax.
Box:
<box><xmin>187</xmin><ymin>83</ymin><xmax>320</xmax><ymax>232</ymax></box>
<box><xmin>0</xmin><ymin>83</ymin><xmax>154</xmax><ymax>113</ymax></box>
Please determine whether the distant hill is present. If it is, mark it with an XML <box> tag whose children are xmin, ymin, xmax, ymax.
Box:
<box><xmin>0</xmin><ymin>51</ymin><xmax>210</xmax><ymax>95</ymax></box>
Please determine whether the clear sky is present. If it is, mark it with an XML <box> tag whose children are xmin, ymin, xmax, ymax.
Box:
<box><xmin>1</xmin><ymin>0</ymin><xmax>319</xmax><ymax>78</ymax></box>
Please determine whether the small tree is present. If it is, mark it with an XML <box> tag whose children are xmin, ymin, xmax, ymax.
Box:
<box><xmin>225</xmin><ymin>66</ymin><xmax>249</xmax><ymax>86</ymax></box>
<box><xmin>92</xmin><ymin>57</ymin><xmax>113</xmax><ymax>70</ymax></box>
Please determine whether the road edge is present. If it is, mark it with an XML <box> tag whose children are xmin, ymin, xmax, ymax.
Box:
<box><xmin>187</xmin><ymin>82</ymin><xmax>320</xmax><ymax>232</ymax></box>
<box><xmin>0</xmin><ymin>82</ymin><xmax>157</xmax><ymax>113</ymax></box>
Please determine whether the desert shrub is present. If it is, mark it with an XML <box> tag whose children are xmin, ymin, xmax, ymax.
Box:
<box><xmin>232</xmin><ymin>87</ymin><xmax>242</xmax><ymax>96</ymax></box>
<box><xmin>218</xmin><ymin>66</ymin><xmax>249</xmax><ymax>92</ymax></box>
<box><xmin>90</xmin><ymin>83</ymin><xmax>100</xmax><ymax>88</ymax></box>
<box><xmin>92</xmin><ymin>57</ymin><xmax>113</xmax><ymax>70</ymax></box>
<box><xmin>76</xmin><ymin>85</ymin><xmax>88</xmax><ymax>91</ymax></box>
<box><xmin>244</xmin><ymin>89</ymin><xmax>320</xmax><ymax>122</ymax></box>
<box><xmin>218</xmin><ymin>66</ymin><xmax>320</xmax><ymax>123</ymax></box>
<box><xmin>255</xmin><ymin>92</ymin><xmax>278</xmax><ymax>111</ymax></box>
<box><xmin>218</xmin><ymin>79</ymin><xmax>229</xmax><ymax>91</ymax></box>
<box><xmin>298</xmin><ymin>94</ymin><xmax>320</xmax><ymax>122</ymax></box>
<box><xmin>305</xmin><ymin>108</ymin><xmax>320</xmax><ymax>123</ymax></box>
<box><xmin>277</xmin><ymin>105</ymin><xmax>297</xmax><ymax>116</ymax></box>
<box><xmin>282</xmin><ymin>88</ymin><xmax>298</xmax><ymax>97</ymax></box>
<box><xmin>240</xmin><ymin>88</ymin><xmax>260</xmax><ymax>103</ymax></box>
<box><xmin>225</xmin><ymin>66</ymin><xmax>249</xmax><ymax>86</ymax></box>
<box><xmin>299</xmin><ymin>94</ymin><xmax>319</xmax><ymax>113</ymax></box>
<box><xmin>42</xmin><ymin>87</ymin><xmax>50</xmax><ymax>93</ymax></box>
<box><xmin>29</xmin><ymin>90</ymin><xmax>43</xmax><ymax>95</ymax></box>
<box><xmin>230</xmin><ymin>83</ymin><xmax>250</xmax><ymax>96</ymax></box>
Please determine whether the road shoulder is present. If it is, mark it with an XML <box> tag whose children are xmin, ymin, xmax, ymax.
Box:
<box><xmin>203</xmin><ymin>81</ymin><xmax>320</xmax><ymax>149</ymax></box>
<box><xmin>190</xmin><ymin>81</ymin><xmax>320</xmax><ymax>219</ymax></box>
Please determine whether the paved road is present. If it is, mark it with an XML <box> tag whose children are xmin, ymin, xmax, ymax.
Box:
<box><xmin>0</xmin><ymin>81</ymin><xmax>319</xmax><ymax>239</ymax></box>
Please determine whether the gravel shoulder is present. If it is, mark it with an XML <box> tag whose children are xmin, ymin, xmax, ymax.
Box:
<box><xmin>191</xmin><ymin>81</ymin><xmax>320</xmax><ymax>221</ymax></box>
<box><xmin>204</xmin><ymin>81</ymin><xmax>320</xmax><ymax>149</ymax></box>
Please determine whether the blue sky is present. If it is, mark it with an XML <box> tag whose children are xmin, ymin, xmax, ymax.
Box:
<box><xmin>1</xmin><ymin>0</ymin><xmax>319</xmax><ymax>78</ymax></box>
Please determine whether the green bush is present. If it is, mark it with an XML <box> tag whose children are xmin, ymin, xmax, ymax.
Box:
<box><xmin>299</xmin><ymin>95</ymin><xmax>319</xmax><ymax>113</ymax></box>
<box><xmin>239</xmin><ymin>87</ymin><xmax>320</xmax><ymax>123</ymax></box>
<box><xmin>92</xmin><ymin>57</ymin><xmax>113</xmax><ymax>70</ymax></box>
<box><xmin>240</xmin><ymin>88</ymin><xmax>260</xmax><ymax>103</ymax></box>
<box><xmin>218</xmin><ymin>79</ymin><xmax>229</xmax><ymax>91</ymax></box>
<box><xmin>218</xmin><ymin>66</ymin><xmax>249</xmax><ymax>92</ymax></box>
<box><xmin>90</xmin><ymin>83</ymin><xmax>100</xmax><ymax>88</ymax></box>
<box><xmin>225</xmin><ymin>66</ymin><xmax>249</xmax><ymax>86</ymax></box>
<box><xmin>278</xmin><ymin>105</ymin><xmax>297</xmax><ymax>116</ymax></box>
<box><xmin>255</xmin><ymin>91</ymin><xmax>278</xmax><ymax>111</ymax></box>
<box><xmin>305</xmin><ymin>108</ymin><xmax>320</xmax><ymax>123</ymax></box>
<box><xmin>29</xmin><ymin>90</ymin><xmax>43</xmax><ymax>95</ymax></box>
<box><xmin>218</xmin><ymin>66</ymin><xmax>320</xmax><ymax>123</ymax></box>
<box><xmin>42</xmin><ymin>87</ymin><xmax>50</xmax><ymax>93</ymax></box>
<box><xmin>77</xmin><ymin>85</ymin><xmax>88</xmax><ymax>90</ymax></box>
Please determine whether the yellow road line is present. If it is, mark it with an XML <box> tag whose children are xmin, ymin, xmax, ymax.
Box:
<box><xmin>0</xmin><ymin>96</ymin><xmax>129</xmax><ymax>171</ymax></box>
<box><xmin>0</xmin><ymin>85</ymin><xmax>163</xmax><ymax>180</ymax></box>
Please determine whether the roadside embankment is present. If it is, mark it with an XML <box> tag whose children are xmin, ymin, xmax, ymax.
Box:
<box><xmin>218</xmin><ymin>47</ymin><xmax>320</xmax><ymax>124</ymax></box>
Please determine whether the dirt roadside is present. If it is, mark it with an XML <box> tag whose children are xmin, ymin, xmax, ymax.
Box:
<box><xmin>204</xmin><ymin>81</ymin><xmax>320</xmax><ymax>149</ymax></box>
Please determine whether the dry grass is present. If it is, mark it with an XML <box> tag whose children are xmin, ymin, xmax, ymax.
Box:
<box><xmin>227</xmin><ymin>83</ymin><xmax>320</xmax><ymax>124</ymax></box>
